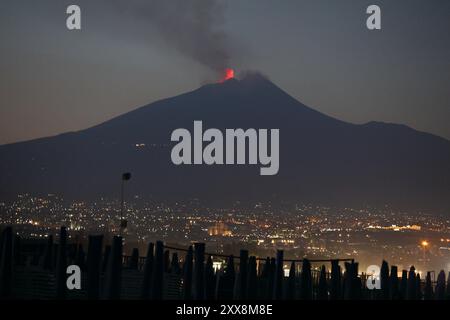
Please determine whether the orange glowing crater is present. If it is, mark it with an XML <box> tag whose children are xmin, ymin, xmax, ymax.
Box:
<box><xmin>220</xmin><ymin>68</ymin><xmax>235</xmax><ymax>82</ymax></box>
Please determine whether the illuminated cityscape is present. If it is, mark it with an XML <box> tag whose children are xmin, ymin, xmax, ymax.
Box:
<box><xmin>1</xmin><ymin>193</ymin><xmax>449</xmax><ymax>275</ymax></box>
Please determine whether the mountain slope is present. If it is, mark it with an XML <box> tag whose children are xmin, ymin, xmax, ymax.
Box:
<box><xmin>1</xmin><ymin>74</ymin><xmax>449</xmax><ymax>211</ymax></box>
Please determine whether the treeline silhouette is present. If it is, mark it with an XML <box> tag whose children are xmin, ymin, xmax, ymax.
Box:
<box><xmin>1</xmin><ymin>226</ymin><xmax>449</xmax><ymax>300</ymax></box>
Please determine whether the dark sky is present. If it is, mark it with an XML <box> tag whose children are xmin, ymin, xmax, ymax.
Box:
<box><xmin>1</xmin><ymin>0</ymin><xmax>449</xmax><ymax>144</ymax></box>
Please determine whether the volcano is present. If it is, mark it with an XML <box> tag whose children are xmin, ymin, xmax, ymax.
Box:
<box><xmin>1</xmin><ymin>74</ymin><xmax>450</xmax><ymax>212</ymax></box>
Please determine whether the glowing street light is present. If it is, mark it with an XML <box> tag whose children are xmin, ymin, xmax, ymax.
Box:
<box><xmin>421</xmin><ymin>240</ymin><xmax>429</xmax><ymax>271</ymax></box>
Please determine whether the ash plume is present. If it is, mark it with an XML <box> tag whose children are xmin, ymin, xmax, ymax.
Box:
<box><xmin>118</xmin><ymin>0</ymin><xmax>231</xmax><ymax>75</ymax></box>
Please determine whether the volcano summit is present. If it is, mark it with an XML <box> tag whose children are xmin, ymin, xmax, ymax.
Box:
<box><xmin>1</xmin><ymin>74</ymin><xmax>449</xmax><ymax>212</ymax></box>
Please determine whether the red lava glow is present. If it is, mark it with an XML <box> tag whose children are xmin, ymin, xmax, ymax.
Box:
<box><xmin>220</xmin><ymin>68</ymin><xmax>235</xmax><ymax>82</ymax></box>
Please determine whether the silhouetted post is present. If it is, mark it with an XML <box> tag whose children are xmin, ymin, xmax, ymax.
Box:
<box><xmin>262</xmin><ymin>257</ymin><xmax>274</xmax><ymax>299</ymax></box>
<box><xmin>151</xmin><ymin>241</ymin><xmax>164</xmax><ymax>300</ymax></box>
<box><xmin>87</xmin><ymin>235</ymin><xmax>103</xmax><ymax>300</ymax></box>
<box><xmin>380</xmin><ymin>260</ymin><xmax>390</xmax><ymax>299</ymax></box>
<box><xmin>435</xmin><ymin>270</ymin><xmax>446</xmax><ymax>300</ymax></box>
<box><xmin>273</xmin><ymin>250</ymin><xmax>284</xmax><ymax>300</ymax></box>
<box><xmin>103</xmin><ymin>236</ymin><xmax>123</xmax><ymax>299</ymax></box>
<box><xmin>226</xmin><ymin>255</ymin><xmax>235</xmax><ymax>299</ymax></box>
<box><xmin>55</xmin><ymin>227</ymin><xmax>68</xmax><ymax>299</ymax></box>
<box><xmin>76</xmin><ymin>244</ymin><xmax>86</xmax><ymax>270</ymax></box>
<box><xmin>0</xmin><ymin>227</ymin><xmax>13</xmax><ymax>298</ymax></box>
<box><xmin>353</xmin><ymin>262</ymin><xmax>361</xmax><ymax>299</ymax></box>
<box><xmin>406</xmin><ymin>266</ymin><xmax>416</xmax><ymax>300</ymax></box>
<box><xmin>424</xmin><ymin>272</ymin><xmax>433</xmax><ymax>300</ymax></box>
<box><xmin>446</xmin><ymin>272</ymin><xmax>450</xmax><ymax>299</ymax></box>
<box><xmin>416</xmin><ymin>273</ymin><xmax>422</xmax><ymax>300</ymax></box>
<box><xmin>193</xmin><ymin>243</ymin><xmax>205</xmax><ymax>300</ymax></box>
<box><xmin>129</xmin><ymin>248</ymin><xmax>139</xmax><ymax>270</ymax></box>
<box><xmin>102</xmin><ymin>245</ymin><xmax>111</xmax><ymax>273</ymax></box>
<box><xmin>389</xmin><ymin>265</ymin><xmax>399</xmax><ymax>300</ymax></box>
<box><xmin>300</xmin><ymin>259</ymin><xmax>312</xmax><ymax>300</ymax></box>
<box><xmin>0</xmin><ymin>227</ymin><xmax>3</xmax><ymax>262</ymax></box>
<box><xmin>182</xmin><ymin>246</ymin><xmax>193</xmax><ymax>300</ymax></box>
<box><xmin>164</xmin><ymin>250</ymin><xmax>170</xmax><ymax>272</ymax></box>
<box><xmin>237</xmin><ymin>249</ymin><xmax>248</xmax><ymax>299</ymax></box>
<box><xmin>217</xmin><ymin>255</ymin><xmax>235</xmax><ymax>299</ymax></box>
<box><xmin>13</xmin><ymin>235</ymin><xmax>21</xmax><ymax>266</ymax></box>
<box><xmin>171</xmin><ymin>252</ymin><xmax>181</xmax><ymax>274</ymax></box>
<box><xmin>205</xmin><ymin>256</ymin><xmax>215</xmax><ymax>300</ymax></box>
<box><xmin>141</xmin><ymin>242</ymin><xmax>154</xmax><ymax>299</ymax></box>
<box><xmin>247</xmin><ymin>256</ymin><xmax>257</xmax><ymax>300</ymax></box>
<box><xmin>318</xmin><ymin>265</ymin><xmax>328</xmax><ymax>300</ymax></box>
<box><xmin>260</xmin><ymin>258</ymin><xmax>268</xmax><ymax>294</ymax></box>
<box><xmin>400</xmin><ymin>269</ymin><xmax>408</xmax><ymax>299</ymax></box>
<box><xmin>261</xmin><ymin>257</ymin><xmax>270</xmax><ymax>278</ymax></box>
<box><xmin>330</xmin><ymin>260</ymin><xmax>341</xmax><ymax>300</ymax></box>
<box><xmin>286</xmin><ymin>261</ymin><xmax>296</xmax><ymax>300</ymax></box>
<box><xmin>344</xmin><ymin>261</ymin><xmax>360</xmax><ymax>300</ymax></box>
<box><xmin>42</xmin><ymin>235</ymin><xmax>54</xmax><ymax>271</ymax></box>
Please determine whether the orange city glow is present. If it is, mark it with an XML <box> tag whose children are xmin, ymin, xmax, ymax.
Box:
<box><xmin>421</xmin><ymin>240</ymin><xmax>429</xmax><ymax>247</ymax></box>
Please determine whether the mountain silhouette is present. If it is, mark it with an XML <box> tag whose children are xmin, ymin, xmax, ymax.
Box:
<box><xmin>1</xmin><ymin>74</ymin><xmax>449</xmax><ymax>211</ymax></box>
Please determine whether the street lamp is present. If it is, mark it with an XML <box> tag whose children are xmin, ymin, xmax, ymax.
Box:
<box><xmin>120</xmin><ymin>172</ymin><xmax>132</xmax><ymax>235</ymax></box>
<box><xmin>421</xmin><ymin>240</ymin><xmax>429</xmax><ymax>271</ymax></box>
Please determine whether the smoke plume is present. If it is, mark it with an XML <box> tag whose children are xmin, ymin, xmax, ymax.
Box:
<box><xmin>119</xmin><ymin>0</ymin><xmax>231</xmax><ymax>75</ymax></box>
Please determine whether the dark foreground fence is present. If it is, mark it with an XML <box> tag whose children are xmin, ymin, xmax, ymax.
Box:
<box><xmin>1</xmin><ymin>226</ymin><xmax>449</xmax><ymax>300</ymax></box>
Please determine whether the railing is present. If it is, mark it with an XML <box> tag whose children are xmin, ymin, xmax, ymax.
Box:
<box><xmin>1</xmin><ymin>226</ymin><xmax>447</xmax><ymax>300</ymax></box>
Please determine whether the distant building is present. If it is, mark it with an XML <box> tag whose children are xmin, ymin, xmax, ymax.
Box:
<box><xmin>208</xmin><ymin>222</ymin><xmax>232</xmax><ymax>237</ymax></box>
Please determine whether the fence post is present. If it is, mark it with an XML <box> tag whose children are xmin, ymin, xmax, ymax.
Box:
<box><xmin>446</xmin><ymin>272</ymin><xmax>450</xmax><ymax>299</ymax></box>
<box><xmin>318</xmin><ymin>265</ymin><xmax>328</xmax><ymax>300</ymax></box>
<box><xmin>247</xmin><ymin>256</ymin><xmax>257</xmax><ymax>300</ymax></box>
<box><xmin>164</xmin><ymin>250</ymin><xmax>170</xmax><ymax>272</ymax></box>
<box><xmin>76</xmin><ymin>244</ymin><xmax>86</xmax><ymax>270</ymax></box>
<box><xmin>406</xmin><ymin>266</ymin><xmax>416</xmax><ymax>300</ymax></box>
<box><xmin>102</xmin><ymin>245</ymin><xmax>111</xmax><ymax>273</ymax></box>
<box><xmin>400</xmin><ymin>269</ymin><xmax>408</xmax><ymax>299</ymax></box>
<box><xmin>171</xmin><ymin>252</ymin><xmax>181</xmax><ymax>274</ymax></box>
<box><xmin>435</xmin><ymin>270</ymin><xmax>446</xmax><ymax>300</ymax></box>
<box><xmin>182</xmin><ymin>245</ymin><xmax>193</xmax><ymax>300</ymax></box>
<box><xmin>13</xmin><ymin>235</ymin><xmax>21</xmax><ymax>266</ymax></box>
<box><xmin>380</xmin><ymin>260</ymin><xmax>389</xmax><ymax>299</ymax></box>
<box><xmin>151</xmin><ymin>241</ymin><xmax>164</xmax><ymax>300</ymax></box>
<box><xmin>216</xmin><ymin>255</ymin><xmax>235</xmax><ymax>300</ymax></box>
<box><xmin>273</xmin><ymin>250</ymin><xmax>283</xmax><ymax>300</ymax></box>
<box><xmin>300</xmin><ymin>259</ymin><xmax>312</xmax><ymax>300</ymax></box>
<box><xmin>237</xmin><ymin>249</ymin><xmax>248</xmax><ymax>300</ymax></box>
<box><xmin>103</xmin><ymin>236</ymin><xmax>123</xmax><ymax>299</ymax></box>
<box><xmin>424</xmin><ymin>271</ymin><xmax>433</xmax><ymax>300</ymax></box>
<box><xmin>285</xmin><ymin>261</ymin><xmax>296</xmax><ymax>300</ymax></box>
<box><xmin>87</xmin><ymin>235</ymin><xmax>103</xmax><ymax>300</ymax></box>
<box><xmin>389</xmin><ymin>265</ymin><xmax>399</xmax><ymax>300</ymax></box>
<box><xmin>55</xmin><ymin>226</ymin><xmax>68</xmax><ymax>299</ymax></box>
<box><xmin>129</xmin><ymin>248</ymin><xmax>139</xmax><ymax>270</ymax></box>
<box><xmin>0</xmin><ymin>226</ymin><xmax>13</xmax><ymax>298</ymax></box>
<box><xmin>193</xmin><ymin>243</ymin><xmax>205</xmax><ymax>300</ymax></box>
<box><xmin>416</xmin><ymin>273</ymin><xmax>422</xmax><ymax>300</ymax></box>
<box><xmin>267</xmin><ymin>258</ymin><xmax>275</xmax><ymax>299</ymax></box>
<box><xmin>330</xmin><ymin>260</ymin><xmax>341</xmax><ymax>300</ymax></box>
<box><xmin>205</xmin><ymin>256</ymin><xmax>215</xmax><ymax>300</ymax></box>
<box><xmin>344</xmin><ymin>261</ymin><xmax>360</xmax><ymax>300</ymax></box>
<box><xmin>42</xmin><ymin>235</ymin><xmax>54</xmax><ymax>270</ymax></box>
<box><xmin>141</xmin><ymin>242</ymin><xmax>154</xmax><ymax>299</ymax></box>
